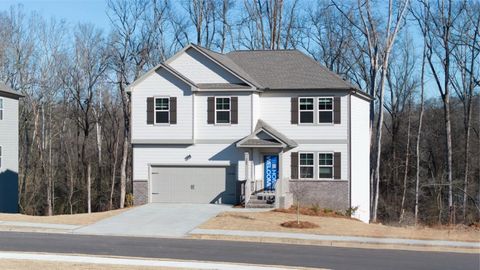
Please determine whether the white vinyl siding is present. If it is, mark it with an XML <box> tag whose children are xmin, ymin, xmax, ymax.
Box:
<box><xmin>283</xmin><ymin>144</ymin><xmax>348</xmax><ymax>181</ymax></box>
<box><xmin>169</xmin><ymin>48</ymin><xmax>243</xmax><ymax>84</ymax></box>
<box><xmin>133</xmin><ymin>143</ymin><xmax>244</xmax><ymax>180</ymax></box>
<box><xmin>194</xmin><ymin>92</ymin><xmax>251</xmax><ymax>140</ymax></box>
<box><xmin>260</xmin><ymin>91</ymin><xmax>348</xmax><ymax>140</ymax></box>
<box><xmin>350</xmin><ymin>95</ymin><xmax>371</xmax><ymax>223</ymax></box>
<box><xmin>131</xmin><ymin>68</ymin><xmax>193</xmax><ymax>141</ymax></box>
<box><xmin>0</xmin><ymin>95</ymin><xmax>19</xmax><ymax>174</ymax></box>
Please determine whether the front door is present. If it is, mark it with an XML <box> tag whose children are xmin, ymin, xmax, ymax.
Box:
<box><xmin>264</xmin><ymin>155</ymin><xmax>279</xmax><ymax>190</ymax></box>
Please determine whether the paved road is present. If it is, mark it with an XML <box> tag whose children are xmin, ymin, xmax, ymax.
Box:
<box><xmin>0</xmin><ymin>232</ymin><xmax>478</xmax><ymax>270</ymax></box>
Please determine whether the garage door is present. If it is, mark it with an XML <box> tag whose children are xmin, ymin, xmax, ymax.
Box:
<box><xmin>150</xmin><ymin>166</ymin><xmax>237</xmax><ymax>204</ymax></box>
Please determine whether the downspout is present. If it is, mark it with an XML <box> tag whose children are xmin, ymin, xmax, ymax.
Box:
<box><xmin>348</xmin><ymin>93</ymin><xmax>352</xmax><ymax>210</ymax></box>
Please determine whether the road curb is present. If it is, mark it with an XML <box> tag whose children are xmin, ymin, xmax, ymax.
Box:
<box><xmin>189</xmin><ymin>229</ymin><xmax>480</xmax><ymax>249</ymax></box>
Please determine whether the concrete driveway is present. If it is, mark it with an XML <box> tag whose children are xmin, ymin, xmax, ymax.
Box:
<box><xmin>74</xmin><ymin>203</ymin><xmax>232</xmax><ymax>238</ymax></box>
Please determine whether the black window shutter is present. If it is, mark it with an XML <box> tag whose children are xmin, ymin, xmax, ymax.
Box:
<box><xmin>334</xmin><ymin>152</ymin><xmax>341</xmax><ymax>179</ymax></box>
<box><xmin>231</xmin><ymin>97</ymin><xmax>238</xmax><ymax>124</ymax></box>
<box><xmin>207</xmin><ymin>97</ymin><xmax>214</xmax><ymax>124</ymax></box>
<box><xmin>291</xmin><ymin>152</ymin><xmax>298</xmax><ymax>179</ymax></box>
<box><xmin>146</xmin><ymin>97</ymin><xmax>154</xmax><ymax>124</ymax></box>
<box><xmin>291</xmin><ymin>97</ymin><xmax>298</xmax><ymax>124</ymax></box>
<box><xmin>169</xmin><ymin>97</ymin><xmax>177</xmax><ymax>124</ymax></box>
<box><xmin>334</xmin><ymin>97</ymin><xmax>341</xmax><ymax>124</ymax></box>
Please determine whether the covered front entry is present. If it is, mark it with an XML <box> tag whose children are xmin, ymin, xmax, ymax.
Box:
<box><xmin>236</xmin><ymin>119</ymin><xmax>297</xmax><ymax>208</ymax></box>
<box><xmin>150</xmin><ymin>166</ymin><xmax>237</xmax><ymax>204</ymax></box>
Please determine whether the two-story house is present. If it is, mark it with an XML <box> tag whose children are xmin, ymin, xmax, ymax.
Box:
<box><xmin>0</xmin><ymin>83</ymin><xmax>22</xmax><ymax>213</ymax></box>
<box><xmin>129</xmin><ymin>44</ymin><xmax>371</xmax><ymax>223</ymax></box>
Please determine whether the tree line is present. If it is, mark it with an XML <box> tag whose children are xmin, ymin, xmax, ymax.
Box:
<box><xmin>0</xmin><ymin>0</ymin><xmax>478</xmax><ymax>225</ymax></box>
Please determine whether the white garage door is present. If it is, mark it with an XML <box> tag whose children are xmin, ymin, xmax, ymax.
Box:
<box><xmin>150</xmin><ymin>166</ymin><xmax>237</xmax><ymax>204</ymax></box>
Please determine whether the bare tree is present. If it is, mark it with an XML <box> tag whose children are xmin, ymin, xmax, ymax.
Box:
<box><xmin>450</xmin><ymin>2</ymin><xmax>480</xmax><ymax>221</ymax></box>
<box><xmin>333</xmin><ymin>0</ymin><xmax>411</xmax><ymax>222</ymax></box>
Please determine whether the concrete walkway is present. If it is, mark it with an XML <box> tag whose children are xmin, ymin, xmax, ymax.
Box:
<box><xmin>74</xmin><ymin>203</ymin><xmax>232</xmax><ymax>238</ymax></box>
<box><xmin>189</xmin><ymin>229</ymin><xmax>480</xmax><ymax>249</ymax></box>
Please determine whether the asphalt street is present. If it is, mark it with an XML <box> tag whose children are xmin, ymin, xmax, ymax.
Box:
<box><xmin>0</xmin><ymin>231</ymin><xmax>478</xmax><ymax>270</ymax></box>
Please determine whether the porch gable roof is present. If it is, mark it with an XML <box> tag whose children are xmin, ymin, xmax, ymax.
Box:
<box><xmin>236</xmin><ymin>119</ymin><xmax>297</xmax><ymax>148</ymax></box>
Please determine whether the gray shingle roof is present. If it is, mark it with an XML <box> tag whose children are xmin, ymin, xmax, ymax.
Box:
<box><xmin>196</xmin><ymin>83</ymin><xmax>251</xmax><ymax>90</ymax></box>
<box><xmin>0</xmin><ymin>82</ymin><xmax>23</xmax><ymax>98</ymax></box>
<box><xmin>226</xmin><ymin>50</ymin><xmax>357</xmax><ymax>90</ymax></box>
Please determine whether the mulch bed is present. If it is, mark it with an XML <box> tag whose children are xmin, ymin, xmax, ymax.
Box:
<box><xmin>280</xmin><ymin>220</ymin><xmax>319</xmax><ymax>229</ymax></box>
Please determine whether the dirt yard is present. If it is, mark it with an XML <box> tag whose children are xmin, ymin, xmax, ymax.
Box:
<box><xmin>0</xmin><ymin>207</ymin><xmax>133</xmax><ymax>225</ymax></box>
<box><xmin>199</xmin><ymin>211</ymin><xmax>480</xmax><ymax>242</ymax></box>
<box><xmin>0</xmin><ymin>259</ymin><xmax>189</xmax><ymax>270</ymax></box>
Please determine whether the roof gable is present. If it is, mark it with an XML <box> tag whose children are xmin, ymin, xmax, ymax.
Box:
<box><xmin>237</xmin><ymin>119</ymin><xmax>297</xmax><ymax>148</ymax></box>
<box><xmin>167</xmin><ymin>45</ymin><xmax>255</xmax><ymax>88</ymax></box>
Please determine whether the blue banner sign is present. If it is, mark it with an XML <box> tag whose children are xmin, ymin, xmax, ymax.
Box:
<box><xmin>264</xmin><ymin>155</ymin><xmax>278</xmax><ymax>190</ymax></box>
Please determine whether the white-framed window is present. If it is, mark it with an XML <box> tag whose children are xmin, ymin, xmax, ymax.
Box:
<box><xmin>319</xmin><ymin>152</ymin><xmax>334</xmax><ymax>179</ymax></box>
<box><xmin>0</xmin><ymin>98</ymin><xmax>3</xmax><ymax>120</ymax></box>
<box><xmin>154</xmin><ymin>97</ymin><xmax>169</xmax><ymax>124</ymax></box>
<box><xmin>215</xmin><ymin>97</ymin><xmax>231</xmax><ymax>124</ymax></box>
<box><xmin>299</xmin><ymin>152</ymin><xmax>314</xmax><ymax>179</ymax></box>
<box><xmin>318</xmin><ymin>97</ymin><xmax>333</xmax><ymax>123</ymax></box>
<box><xmin>299</xmin><ymin>97</ymin><xmax>314</xmax><ymax>124</ymax></box>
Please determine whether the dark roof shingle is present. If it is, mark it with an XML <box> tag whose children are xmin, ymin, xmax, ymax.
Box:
<box><xmin>226</xmin><ymin>50</ymin><xmax>356</xmax><ymax>90</ymax></box>
<box><xmin>0</xmin><ymin>82</ymin><xmax>23</xmax><ymax>98</ymax></box>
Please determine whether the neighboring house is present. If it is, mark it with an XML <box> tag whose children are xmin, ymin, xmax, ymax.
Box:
<box><xmin>0</xmin><ymin>83</ymin><xmax>22</xmax><ymax>213</ymax></box>
<box><xmin>129</xmin><ymin>44</ymin><xmax>372</xmax><ymax>223</ymax></box>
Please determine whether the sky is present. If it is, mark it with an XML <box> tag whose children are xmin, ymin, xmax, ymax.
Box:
<box><xmin>0</xmin><ymin>0</ymin><xmax>111</xmax><ymax>28</ymax></box>
<box><xmin>0</xmin><ymin>0</ymin><xmax>441</xmax><ymax>100</ymax></box>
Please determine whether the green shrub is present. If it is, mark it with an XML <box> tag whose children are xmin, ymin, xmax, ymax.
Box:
<box><xmin>345</xmin><ymin>206</ymin><xmax>359</xmax><ymax>217</ymax></box>
<box><xmin>310</xmin><ymin>203</ymin><xmax>321</xmax><ymax>214</ymax></box>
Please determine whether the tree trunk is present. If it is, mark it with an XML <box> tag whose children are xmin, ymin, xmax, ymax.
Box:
<box><xmin>399</xmin><ymin>104</ymin><xmax>411</xmax><ymax>223</ymax></box>
<box><xmin>87</xmin><ymin>163</ymin><xmax>91</xmax><ymax>214</ymax></box>
<box><xmin>119</xmin><ymin>138</ymin><xmax>128</xmax><ymax>209</ymax></box>
<box><xmin>415</xmin><ymin>41</ymin><xmax>426</xmax><ymax>226</ymax></box>
<box><xmin>109</xmin><ymin>130</ymin><xmax>120</xmax><ymax>210</ymax></box>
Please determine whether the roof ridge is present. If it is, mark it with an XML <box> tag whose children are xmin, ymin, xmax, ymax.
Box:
<box><xmin>228</xmin><ymin>49</ymin><xmax>298</xmax><ymax>53</ymax></box>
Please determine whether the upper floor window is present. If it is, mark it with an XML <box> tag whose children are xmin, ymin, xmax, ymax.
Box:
<box><xmin>319</xmin><ymin>153</ymin><xmax>333</xmax><ymax>179</ymax></box>
<box><xmin>299</xmin><ymin>98</ymin><xmax>314</xmax><ymax>124</ymax></box>
<box><xmin>299</xmin><ymin>153</ymin><xmax>314</xmax><ymax>179</ymax></box>
<box><xmin>318</xmin><ymin>97</ymin><xmax>333</xmax><ymax>123</ymax></box>
<box><xmin>0</xmin><ymin>98</ymin><xmax>3</xmax><ymax>120</ymax></box>
<box><xmin>215</xmin><ymin>97</ymin><xmax>230</xmax><ymax>124</ymax></box>
<box><xmin>155</xmin><ymin>97</ymin><xmax>169</xmax><ymax>124</ymax></box>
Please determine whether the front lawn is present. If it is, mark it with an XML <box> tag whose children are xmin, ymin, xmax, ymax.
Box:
<box><xmin>0</xmin><ymin>207</ymin><xmax>133</xmax><ymax>225</ymax></box>
<box><xmin>199</xmin><ymin>210</ymin><xmax>480</xmax><ymax>242</ymax></box>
